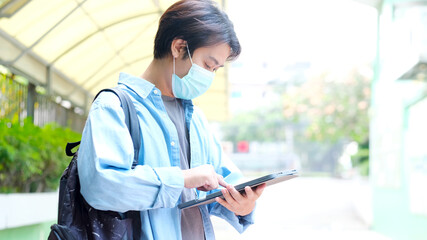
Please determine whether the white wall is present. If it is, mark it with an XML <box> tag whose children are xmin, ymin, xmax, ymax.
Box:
<box><xmin>0</xmin><ymin>192</ymin><xmax>58</xmax><ymax>230</ymax></box>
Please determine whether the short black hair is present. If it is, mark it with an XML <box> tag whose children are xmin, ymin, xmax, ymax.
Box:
<box><xmin>153</xmin><ymin>0</ymin><xmax>241</xmax><ymax>61</ymax></box>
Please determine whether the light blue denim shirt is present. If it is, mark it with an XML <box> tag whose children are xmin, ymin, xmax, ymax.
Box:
<box><xmin>77</xmin><ymin>72</ymin><xmax>255</xmax><ymax>240</ymax></box>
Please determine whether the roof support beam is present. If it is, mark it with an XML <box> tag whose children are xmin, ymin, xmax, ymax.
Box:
<box><xmin>87</xmin><ymin>54</ymin><xmax>152</xmax><ymax>91</ymax></box>
<box><xmin>0</xmin><ymin>60</ymin><xmax>90</xmax><ymax>110</ymax></box>
<box><xmin>48</xmin><ymin>11</ymin><xmax>160</xmax><ymax>65</ymax></box>
<box><xmin>79</xmin><ymin>18</ymin><xmax>158</xmax><ymax>89</ymax></box>
<box><xmin>0</xmin><ymin>29</ymin><xmax>92</xmax><ymax>96</ymax></box>
<box><xmin>8</xmin><ymin>0</ymin><xmax>88</xmax><ymax>65</ymax></box>
<box><xmin>0</xmin><ymin>29</ymin><xmax>93</xmax><ymax>109</ymax></box>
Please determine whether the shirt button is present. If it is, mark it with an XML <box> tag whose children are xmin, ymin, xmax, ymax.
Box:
<box><xmin>171</xmin><ymin>141</ymin><xmax>175</xmax><ymax>146</ymax></box>
<box><xmin>153</xmin><ymin>90</ymin><xmax>158</xmax><ymax>95</ymax></box>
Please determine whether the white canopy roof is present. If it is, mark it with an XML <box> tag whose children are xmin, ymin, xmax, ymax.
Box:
<box><xmin>0</xmin><ymin>0</ymin><xmax>230</xmax><ymax>121</ymax></box>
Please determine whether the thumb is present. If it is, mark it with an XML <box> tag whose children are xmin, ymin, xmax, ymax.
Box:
<box><xmin>254</xmin><ymin>183</ymin><xmax>266</xmax><ymax>197</ymax></box>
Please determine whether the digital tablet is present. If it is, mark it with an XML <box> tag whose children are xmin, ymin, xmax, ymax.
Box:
<box><xmin>178</xmin><ymin>169</ymin><xmax>298</xmax><ymax>209</ymax></box>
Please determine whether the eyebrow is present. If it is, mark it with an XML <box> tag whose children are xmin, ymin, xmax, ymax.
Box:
<box><xmin>208</xmin><ymin>56</ymin><xmax>224</xmax><ymax>68</ymax></box>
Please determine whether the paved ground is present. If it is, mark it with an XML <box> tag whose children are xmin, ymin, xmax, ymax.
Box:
<box><xmin>212</xmin><ymin>176</ymin><xmax>391</xmax><ymax>240</ymax></box>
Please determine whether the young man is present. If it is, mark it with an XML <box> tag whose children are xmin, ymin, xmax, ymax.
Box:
<box><xmin>77</xmin><ymin>0</ymin><xmax>265</xmax><ymax>239</ymax></box>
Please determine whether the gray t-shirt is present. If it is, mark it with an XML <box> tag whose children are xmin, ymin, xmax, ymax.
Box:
<box><xmin>162</xmin><ymin>95</ymin><xmax>205</xmax><ymax>240</ymax></box>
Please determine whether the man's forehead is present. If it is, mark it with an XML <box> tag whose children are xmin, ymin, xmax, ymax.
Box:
<box><xmin>208</xmin><ymin>56</ymin><xmax>224</xmax><ymax>67</ymax></box>
<box><xmin>203</xmin><ymin>44</ymin><xmax>230</xmax><ymax>64</ymax></box>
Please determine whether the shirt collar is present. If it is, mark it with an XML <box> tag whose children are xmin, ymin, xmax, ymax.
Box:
<box><xmin>117</xmin><ymin>72</ymin><xmax>155</xmax><ymax>99</ymax></box>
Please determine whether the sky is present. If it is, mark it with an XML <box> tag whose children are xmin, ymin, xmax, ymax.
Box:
<box><xmin>227</xmin><ymin>0</ymin><xmax>378</xmax><ymax>84</ymax></box>
<box><xmin>225</xmin><ymin>0</ymin><xmax>378</xmax><ymax>113</ymax></box>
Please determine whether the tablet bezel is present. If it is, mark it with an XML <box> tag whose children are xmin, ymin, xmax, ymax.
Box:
<box><xmin>178</xmin><ymin>169</ymin><xmax>298</xmax><ymax>209</ymax></box>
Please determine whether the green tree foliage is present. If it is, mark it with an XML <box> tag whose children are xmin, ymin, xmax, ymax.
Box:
<box><xmin>0</xmin><ymin>70</ymin><xmax>28</xmax><ymax>120</ymax></box>
<box><xmin>283</xmin><ymin>68</ymin><xmax>371</xmax><ymax>144</ymax></box>
<box><xmin>222</xmin><ymin>67</ymin><xmax>371</xmax><ymax>174</ymax></box>
<box><xmin>222</xmin><ymin>103</ymin><xmax>289</xmax><ymax>142</ymax></box>
<box><xmin>0</xmin><ymin>117</ymin><xmax>81</xmax><ymax>193</ymax></box>
<box><xmin>223</xmin><ymin>67</ymin><xmax>370</xmax><ymax>144</ymax></box>
<box><xmin>351</xmin><ymin>139</ymin><xmax>369</xmax><ymax>175</ymax></box>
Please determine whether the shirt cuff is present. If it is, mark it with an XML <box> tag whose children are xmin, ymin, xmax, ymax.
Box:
<box><xmin>151</xmin><ymin>166</ymin><xmax>184</xmax><ymax>208</ymax></box>
<box><xmin>210</xmin><ymin>203</ymin><xmax>255</xmax><ymax>233</ymax></box>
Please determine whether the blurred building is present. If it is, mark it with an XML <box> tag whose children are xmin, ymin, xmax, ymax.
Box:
<box><xmin>368</xmin><ymin>0</ymin><xmax>427</xmax><ymax>239</ymax></box>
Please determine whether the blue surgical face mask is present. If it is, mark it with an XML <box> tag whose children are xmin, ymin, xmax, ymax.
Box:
<box><xmin>172</xmin><ymin>45</ymin><xmax>215</xmax><ymax>100</ymax></box>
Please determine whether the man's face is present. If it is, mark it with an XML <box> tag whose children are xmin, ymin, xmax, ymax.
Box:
<box><xmin>175</xmin><ymin>42</ymin><xmax>231</xmax><ymax>78</ymax></box>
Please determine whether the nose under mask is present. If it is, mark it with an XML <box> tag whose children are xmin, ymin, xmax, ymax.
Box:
<box><xmin>171</xmin><ymin>44</ymin><xmax>215</xmax><ymax>100</ymax></box>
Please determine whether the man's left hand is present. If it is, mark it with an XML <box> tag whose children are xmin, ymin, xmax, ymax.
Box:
<box><xmin>215</xmin><ymin>183</ymin><xmax>266</xmax><ymax>216</ymax></box>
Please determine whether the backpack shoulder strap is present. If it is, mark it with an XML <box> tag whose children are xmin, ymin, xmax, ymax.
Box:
<box><xmin>66</xmin><ymin>87</ymin><xmax>141</xmax><ymax>169</ymax></box>
<box><xmin>107</xmin><ymin>87</ymin><xmax>141</xmax><ymax>168</ymax></box>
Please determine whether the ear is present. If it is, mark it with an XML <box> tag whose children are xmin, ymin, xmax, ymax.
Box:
<box><xmin>170</xmin><ymin>38</ymin><xmax>187</xmax><ymax>58</ymax></box>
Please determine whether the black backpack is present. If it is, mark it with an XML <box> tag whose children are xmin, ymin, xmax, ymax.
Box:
<box><xmin>48</xmin><ymin>87</ymin><xmax>142</xmax><ymax>240</ymax></box>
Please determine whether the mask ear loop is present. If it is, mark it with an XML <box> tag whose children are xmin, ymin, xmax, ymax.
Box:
<box><xmin>186</xmin><ymin>43</ymin><xmax>193</xmax><ymax>64</ymax></box>
<box><xmin>173</xmin><ymin>55</ymin><xmax>175</xmax><ymax>76</ymax></box>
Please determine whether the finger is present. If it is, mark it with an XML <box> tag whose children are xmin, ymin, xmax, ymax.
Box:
<box><xmin>208</xmin><ymin>173</ymin><xmax>219</xmax><ymax>190</ymax></box>
<box><xmin>227</xmin><ymin>185</ymin><xmax>244</xmax><ymax>202</ymax></box>
<box><xmin>207</xmin><ymin>176</ymin><xmax>218</xmax><ymax>190</ymax></box>
<box><xmin>254</xmin><ymin>183</ymin><xmax>266</xmax><ymax>197</ymax></box>
<box><xmin>244</xmin><ymin>186</ymin><xmax>255</xmax><ymax>199</ymax></box>
<box><xmin>211</xmin><ymin>181</ymin><xmax>219</xmax><ymax>190</ymax></box>
<box><xmin>199</xmin><ymin>179</ymin><xmax>217</xmax><ymax>191</ymax></box>
<box><xmin>221</xmin><ymin>188</ymin><xmax>237</xmax><ymax>207</ymax></box>
<box><xmin>197</xmin><ymin>186</ymin><xmax>208</xmax><ymax>191</ymax></box>
<box><xmin>208</xmin><ymin>184</ymin><xmax>218</xmax><ymax>191</ymax></box>
<box><xmin>215</xmin><ymin>197</ymin><xmax>232</xmax><ymax>211</ymax></box>
<box><xmin>217</xmin><ymin>174</ymin><xmax>228</xmax><ymax>188</ymax></box>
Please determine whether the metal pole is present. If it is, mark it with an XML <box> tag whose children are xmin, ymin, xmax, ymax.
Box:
<box><xmin>46</xmin><ymin>65</ymin><xmax>52</xmax><ymax>94</ymax></box>
<box><xmin>27</xmin><ymin>83</ymin><xmax>36</xmax><ymax>123</ymax></box>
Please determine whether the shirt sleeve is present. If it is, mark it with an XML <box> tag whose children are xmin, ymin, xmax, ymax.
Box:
<box><xmin>77</xmin><ymin>92</ymin><xmax>184</xmax><ymax>213</ymax></box>
<box><xmin>207</xmin><ymin>142</ymin><xmax>256</xmax><ymax>233</ymax></box>
<box><xmin>193</xmin><ymin>107</ymin><xmax>256</xmax><ymax>233</ymax></box>
<box><xmin>209</xmin><ymin>203</ymin><xmax>255</xmax><ymax>233</ymax></box>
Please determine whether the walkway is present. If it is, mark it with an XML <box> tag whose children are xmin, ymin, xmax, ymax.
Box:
<box><xmin>212</xmin><ymin>177</ymin><xmax>390</xmax><ymax>240</ymax></box>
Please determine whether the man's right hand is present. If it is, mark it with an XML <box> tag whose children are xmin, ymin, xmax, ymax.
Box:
<box><xmin>182</xmin><ymin>164</ymin><xmax>228</xmax><ymax>191</ymax></box>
